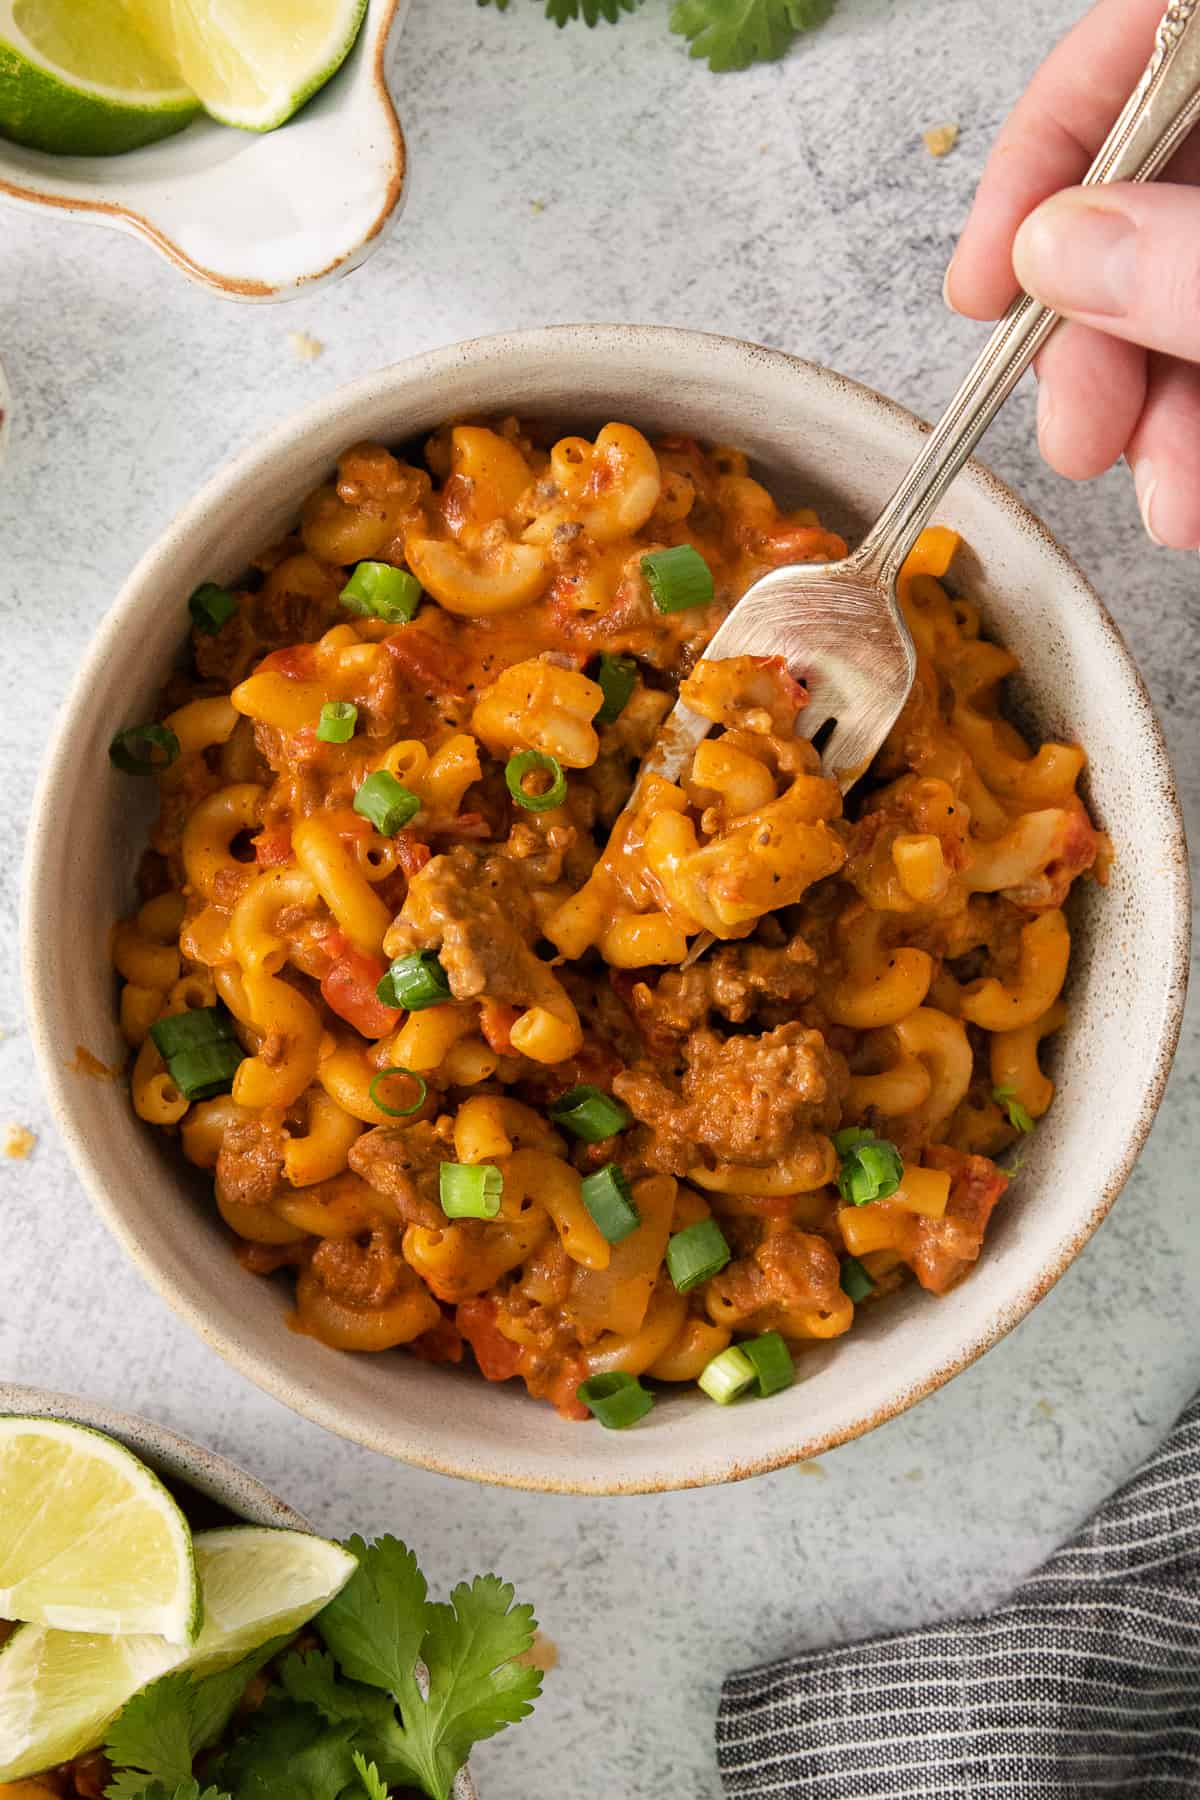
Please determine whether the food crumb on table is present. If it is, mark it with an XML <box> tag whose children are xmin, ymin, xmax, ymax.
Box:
<box><xmin>922</xmin><ymin>122</ymin><xmax>960</xmax><ymax>157</ymax></box>
<box><xmin>3</xmin><ymin>1123</ymin><xmax>36</xmax><ymax>1160</ymax></box>
<box><xmin>797</xmin><ymin>1460</ymin><xmax>828</xmax><ymax>1479</ymax></box>
<box><xmin>517</xmin><ymin>1631</ymin><xmax>559</xmax><ymax>1673</ymax></box>
<box><xmin>530</xmin><ymin>199</ymin><xmax>546</xmax><ymax>214</ymax></box>
<box><xmin>287</xmin><ymin>331</ymin><xmax>324</xmax><ymax>362</ymax></box>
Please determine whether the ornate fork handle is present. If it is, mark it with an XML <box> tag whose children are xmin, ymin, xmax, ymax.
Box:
<box><xmin>859</xmin><ymin>0</ymin><xmax>1200</xmax><ymax>589</ymax></box>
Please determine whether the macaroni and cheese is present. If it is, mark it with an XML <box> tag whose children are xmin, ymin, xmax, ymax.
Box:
<box><xmin>109</xmin><ymin>420</ymin><xmax>1105</xmax><ymax>1422</ymax></box>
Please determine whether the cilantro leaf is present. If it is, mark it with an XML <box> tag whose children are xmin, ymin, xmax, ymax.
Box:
<box><xmin>397</xmin><ymin>1576</ymin><xmax>542</xmax><ymax>1799</ymax></box>
<box><xmin>189</xmin><ymin>1638</ymin><xmax>292</xmax><ymax>1752</ymax></box>
<box><xmin>316</xmin><ymin>1536</ymin><xmax>428</xmax><ymax>1704</ymax></box>
<box><xmin>136</xmin><ymin>1786</ymin><xmax>230</xmax><ymax>1800</ymax></box>
<box><xmin>104</xmin><ymin>1673</ymin><xmax>195</xmax><ymax>1794</ymax></box>
<box><xmin>993</xmin><ymin>1086</ymin><xmax>1035</xmax><ymax>1134</ymax></box>
<box><xmin>478</xmin><ymin>0</ymin><xmax>642</xmax><ymax>20</ymax></box>
<box><xmin>215</xmin><ymin>1702</ymin><xmax>361</xmax><ymax>1800</ymax></box>
<box><xmin>353</xmin><ymin>1753</ymin><xmax>390</xmax><ymax>1800</ymax></box>
<box><xmin>669</xmin><ymin>0</ymin><xmax>835</xmax><ymax>70</ymax></box>
<box><xmin>278</xmin><ymin>1649</ymin><xmax>399</xmax><ymax>1731</ymax></box>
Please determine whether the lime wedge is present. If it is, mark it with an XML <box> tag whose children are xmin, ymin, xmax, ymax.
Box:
<box><xmin>0</xmin><ymin>1416</ymin><xmax>199</xmax><ymax>1644</ymax></box>
<box><xmin>0</xmin><ymin>0</ymin><xmax>199</xmax><ymax>155</ymax></box>
<box><xmin>124</xmin><ymin>0</ymin><xmax>368</xmax><ymax>133</ymax></box>
<box><xmin>0</xmin><ymin>1525</ymin><xmax>357</xmax><ymax>1780</ymax></box>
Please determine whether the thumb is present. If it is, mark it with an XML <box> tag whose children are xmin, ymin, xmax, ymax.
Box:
<box><xmin>1013</xmin><ymin>183</ymin><xmax>1200</xmax><ymax>363</ymax></box>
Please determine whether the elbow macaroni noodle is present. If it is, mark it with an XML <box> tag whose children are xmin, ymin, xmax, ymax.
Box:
<box><xmin>112</xmin><ymin>418</ymin><xmax>1104</xmax><ymax>1418</ymax></box>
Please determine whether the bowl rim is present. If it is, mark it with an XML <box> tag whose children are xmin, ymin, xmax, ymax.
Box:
<box><xmin>21</xmin><ymin>323</ymin><xmax>1192</xmax><ymax>1492</ymax></box>
<box><xmin>0</xmin><ymin>0</ymin><xmax>406</xmax><ymax>300</ymax></box>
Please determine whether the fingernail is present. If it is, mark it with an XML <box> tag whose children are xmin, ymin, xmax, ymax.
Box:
<box><xmin>943</xmin><ymin>255</ymin><xmax>958</xmax><ymax>310</ymax></box>
<box><xmin>1132</xmin><ymin>458</ymin><xmax>1165</xmax><ymax>546</ymax></box>
<box><xmin>1012</xmin><ymin>193</ymin><xmax>1138</xmax><ymax>317</ymax></box>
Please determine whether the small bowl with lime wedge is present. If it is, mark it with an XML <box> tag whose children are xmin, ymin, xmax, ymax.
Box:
<box><xmin>0</xmin><ymin>0</ymin><xmax>407</xmax><ymax>300</ymax></box>
<box><xmin>0</xmin><ymin>1389</ymin><xmax>506</xmax><ymax>1795</ymax></box>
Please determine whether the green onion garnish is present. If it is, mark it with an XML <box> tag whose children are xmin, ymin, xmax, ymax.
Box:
<box><xmin>149</xmin><ymin>1006</ymin><xmax>235</xmax><ymax>1060</ymax></box>
<box><xmin>317</xmin><ymin>701</ymin><xmax>358</xmax><ymax>744</ymax></box>
<box><xmin>439</xmin><ymin>1161</ymin><xmax>503</xmax><ymax>1220</ymax></box>
<box><xmin>833</xmin><ymin>1127</ymin><xmax>904</xmax><ymax>1207</ymax></box>
<box><xmin>640</xmin><ymin>544</ymin><xmax>714</xmax><ymax>614</ymax></box>
<box><xmin>340</xmin><ymin>561</ymin><xmax>422</xmax><ymax>623</ymax></box>
<box><xmin>188</xmin><ymin>582</ymin><xmax>237</xmax><ymax>635</ymax></box>
<box><xmin>368</xmin><ymin>1067</ymin><xmax>428</xmax><ymax>1118</ymax></box>
<box><xmin>579</xmin><ymin>1165</ymin><xmax>640</xmax><ymax>1244</ymax></box>
<box><xmin>149</xmin><ymin>1006</ymin><xmax>241</xmax><ymax>1102</ymax></box>
<box><xmin>505</xmin><ymin>750</ymin><xmax>567</xmax><ymax>812</ymax></box>
<box><xmin>165</xmin><ymin>1040</ymin><xmax>244</xmax><ymax>1102</ymax></box>
<box><xmin>666</xmin><ymin>1217</ymin><xmax>731</xmax><ymax>1294</ymax></box>
<box><xmin>376</xmin><ymin>951</ymin><xmax>452</xmax><ymax>1012</ymax></box>
<box><xmin>548</xmin><ymin>1085</ymin><xmax>630</xmax><ymax>1143</ymax></box>
<box><xmin>108</xmin><ymin>724</ymin><xmax>180</xmax><ymax>776</ymax></box>
<box><xmin>698</xmin><ymin>1345</ymin><xmax>757</xmax><ymax>1405</ymax></box>
<box><xmin>740</xmin><ymin>1331</ymin><xmax>795</xmax><ymax>1397</ymax></box>
<box><xmin>993</xmin><ymin>1086</ymin><xmax>1035</xmax><ymax>1134</ymax></box>
<box><xmin>839</xmin><ymin>1255</ymin><xmax>876</xmax><ymax>1302</ymax></box>
<box><xmin>576</xmin><ymin>1371</ymin><xmax>654</xmax><ymax>1429</ymax></box>
<box><xmin>354</xmin><ymin>770</ymin><xmax>420</xmax><ymax>835</ymax></box>
<box><xmin>593</xmin><ymin>653</ymin><xmax>638</xmax><ymax>725</ymax></box>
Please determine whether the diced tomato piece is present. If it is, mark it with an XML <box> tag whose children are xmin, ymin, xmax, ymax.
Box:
<box><xmin>254</xmin><ymin>827</ymin><xmax>293</xmax><ymax>868</ymax></box>
<box><xmin>480</xmin><ymin>1000</ymin><xmax>520</xmax><ymax>1055</ymax></box>
<box><xmin>383</xmin><ymin>630</ymin><xmax>472</xmax><ymax>697</ymax></box>
<box><xmin>752</xmin><ymin>654</ymin><xmax>809</xmax><ymax>716</ymax></box>
<box><xmin>394</xmin><ymin>830</ymin><xmax>432</xmax><ymax>879</ymax></box>
<box><xmin>547</xmin><ymin>1357</ymin><xmax>591</xmax><ymax>1423</ymax></box>
<box><xmin>319</xmin><ymin>928</ymin><xmax>401</xmax><ymax>1039</ymax></box>
<box><xmin>256</xmin><ymin>643</ymin><xmax>320</xmax><ymax>680</ymax></box>
<box><xmin>456</xmin><ymin>1299</ymin><xmax>523</xmax><ymax>1383</ymax></box>
<box><xmin>435</xmin><ymin>811</ymin><xmax>491</xmax><ymax>839</ymax></box>
<box><xmin>410</xmin><ymin>1316</ymin><xmax>465</xmax><ymax>1364</ymax></box>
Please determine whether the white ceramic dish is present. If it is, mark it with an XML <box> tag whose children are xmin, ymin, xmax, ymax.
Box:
<box><xmin>0</xmin><ymin>1385</ymin><xmax>478</xmax><ymax>1798</ymax></box>
<box><xmin>0</xmin><ymin>0</ymin><xmax>407</xmax><ymax>300</ymax></box>
<box><xmin>22</xmin><ymin>325</ymin><xmax>1190</xmax><ymax>1494</ymax></box>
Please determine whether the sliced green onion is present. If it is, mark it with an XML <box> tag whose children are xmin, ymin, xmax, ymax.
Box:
<box><xmin>580</xmin><ymin>1165</ymin><xmax>640</xmax><ymax>1245</ymax></box>
<box><xmin>439</xmin><ymin>1162</ymin><xmax>503</xmax><ymax>1220</ymax></box>
<box><xmin>354</xmin><ymin>769</ymin><xmax>420</xmax><ymax>835</ymax></box>
<box><xmin>576</xmin><ymin>1371</ymin><xmax>654</xmax><ymax>1429</ymax></box>
<box><xmin>698</xmin><ymin>1344</ymin><xmax>756</xmax><ymax>1406</ymax></box>
<box><xmin>740</xmin><ymin>1331</ymin><xmax>795</xmax><ymax>1397</ymax></box>
<box><xmin>993</xmin><ymin>1086</ymin><xmax>1035</xmax><ymax>1134</ymax></box>
<box><xmin>548</xmin><ymin>1085</ymin><xmax>630</xmax><ymax>1143</ymax></box>
<box><xmin>165</xmin><ymin>1039</ymin><xmax>244</xmax><ymax>1102</ymax></box>
<box><xmin>188</xmin><ymin>582</ymin><xmax>238</xmax><ymax>635</ymax></box>
<box><xmin>640</xmin><ymin>544</ymin><xmax>714</xmax><ymax>614</ymax></box>
<box><xmin>369</xmin><ymin>1067</ymin><xmax>428</xmax><ymax>1118</ymax></box>
<box><xmin>317</xmin><ymin>701</ymin><xmax>358</xmax><ymax>744</ymax></box>
<box><xmin>149</xmin><ymin>1006</ymin><xmax>235</xmax><ymax>1061</ymax></box>
<box><xmin>108</xmin><ymin>724</ymin><xmax>180</xmax><ymax>776</ymax></box>
<box><xmin>505</xmin><ymin>750</ymin><xmax>567</xmax><ymax>813</ymax></box>
<box><xmin>666</xmin><ymin>1217</ymin><xmax>731</xmax><ymax>1294</ymax></box>
<box><xmin>340</xmin><ymin>561</ymin><xmax>422</xmax><ymax>623</ymax></box>
<box><xmin>840</xmin><ymin>1255</ymin><xmax>876</xmax><ymax>1303</ymax></box>
<box><xmin>834</xmin><ymin>1128</ymin><xmax>904</xmax><ymax>1207</ymax></box>
<box><xmin>593</xmin><ymin>653</ymin><xmax>638</xmax><ymax>725</ymax></box>
<box><xmin>376</xmin><ymin>951</ymin><xmax>451</xmax><ymax>1012</ymax></box>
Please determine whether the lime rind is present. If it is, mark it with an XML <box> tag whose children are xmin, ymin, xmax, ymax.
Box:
<box><xmin>0</xmin><ymin>1416</ymin><xmax>200</xmax><ymax>1647</ymax></box>
<box><xmin>0</xmin><ymin>0</ymin><xmax>198</xmax><ymax>156</ymax></box>
<box><xmin>0</xmin><ymin>1524</ymin><xmax>357</xmax><ymax>1782</ymax></box>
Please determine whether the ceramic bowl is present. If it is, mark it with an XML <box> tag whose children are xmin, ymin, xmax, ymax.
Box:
<box><xmin>0</xmin><ymin>1385</ymin><xmax>478</xmax><ymax>1798</ymax></box>
<box><xmin>0</xmin><ymin>0</ymin><xmax>407</xmax><ymax>300</ymax></box>
<box><xmin>22</xmin><ymin>325</ymin><xmax>1190</xmax><ymax>1494</ymax></box>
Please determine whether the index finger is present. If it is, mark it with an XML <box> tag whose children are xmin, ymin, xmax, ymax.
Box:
<box><xmin>946</xmin><ymin>0</ymin><xmax>1171</xmax><ymax>320</ymax></box>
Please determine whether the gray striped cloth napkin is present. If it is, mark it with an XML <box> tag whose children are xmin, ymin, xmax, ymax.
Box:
<box><xmin>718</xmin><ymin>1391</ymin><xmax>1200</xmax><ymax>1797</ymax></box>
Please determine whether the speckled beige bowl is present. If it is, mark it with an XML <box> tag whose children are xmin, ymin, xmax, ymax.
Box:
<box><xmin>0</xmin><ymin>1386</ymin><xmax>477</xmax><ymax>1797</ymax></box>
<box><xmin>21</xmin><ymin>326</ymin><xmax>1190</xmax><ymax>1493</ymax></box>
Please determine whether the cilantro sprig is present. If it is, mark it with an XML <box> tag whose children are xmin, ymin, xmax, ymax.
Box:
<box><xmin>478</xmin><ymin>0</ymin><xmax>838</xmax><ymax>70</ymax></box>
<box><xmin>101</xmin><ymin>1539</ymin><xmax>540</xmax><ymax>1800</ymax></box>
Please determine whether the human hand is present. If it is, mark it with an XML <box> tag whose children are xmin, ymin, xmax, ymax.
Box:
<box><xmin>945</xmin><ymin>0</ymin><xmax>1200</xmax><ymax>549</ymax></box>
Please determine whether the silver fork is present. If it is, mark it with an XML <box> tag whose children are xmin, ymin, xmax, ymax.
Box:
<box><xmin>642</xmin><ymin>0</ymin><xmax>1200</xmax><ymax>804</ymax></box>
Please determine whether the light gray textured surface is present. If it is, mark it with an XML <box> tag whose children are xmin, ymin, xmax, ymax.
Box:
<box><xmin>0</xmin><ymin>2</ymin><xmax>1196</xmax><ymax>1796</ymax></box>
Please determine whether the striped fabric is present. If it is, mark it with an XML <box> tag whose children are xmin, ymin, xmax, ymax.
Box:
<box><xmin>718</xmin><ymin>1393</ymin><xmax>1200</xmax><ymax>1797</ymax></box>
